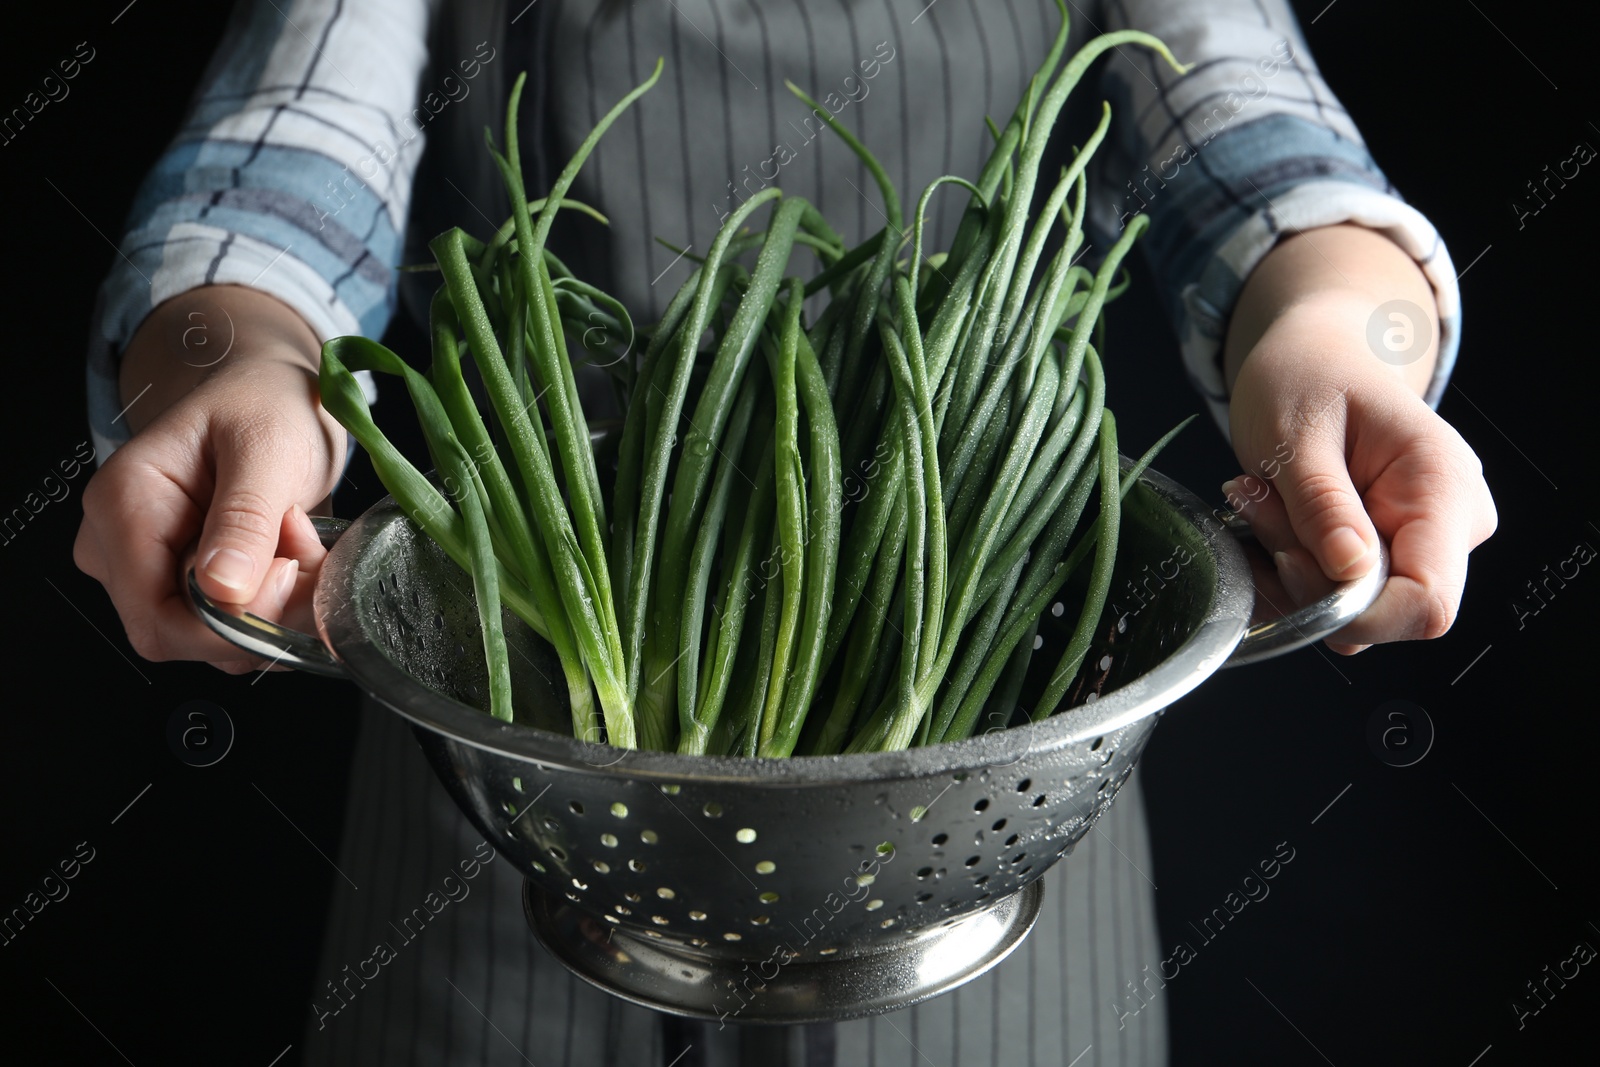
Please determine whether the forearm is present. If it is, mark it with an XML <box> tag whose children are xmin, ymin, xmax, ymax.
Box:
<box><xmin>1222</xmin><ymin>223</ymin><xmax>1439</xmax><ymax>398</ymax></box>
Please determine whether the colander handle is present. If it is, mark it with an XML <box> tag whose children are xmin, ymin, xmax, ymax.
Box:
<box><xmin>1217</xmin><ymin>510</ymin><xmax>1390</xmax><ymax>668</ymax></box>
<box><xmin>186</xmin><ymin>515</ymin><xmax>350</xmax><ymax>678</ymax></box>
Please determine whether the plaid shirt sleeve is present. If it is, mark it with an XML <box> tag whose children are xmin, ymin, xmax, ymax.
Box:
<box><xmin>86</xmin><ymin>0</ymin><xmax>437</xmax><ymax>460</ymax></box>
<box><xmin>1091</xmin><ymin>0</ymin><xmax>1460</xmax><ymax>441</ymax></box>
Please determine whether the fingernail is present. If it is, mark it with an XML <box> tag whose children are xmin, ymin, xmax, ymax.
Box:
<box><xmin>1220</xmin><ymin>481</ymin><xmax>1247</xmax><ymax>510</ymax></box>
<box><xmin>276</xmin><ymin>559</ymin><xmax>300</xmax><ymax>600</ymax></box>
<box><xmin>203</xmin><ymin>548</ymin><xmax>255</xmax><ymax>592</ymax></box>
<box><xmin>1274</xmin><ymin>550</ymin><xmax>1309</xmax><ymax>604</ymax></box>
<box><xmin>1325</xmin><ymin>526</ymin><xmax>1370</xmax><ymax>574</ymax></box>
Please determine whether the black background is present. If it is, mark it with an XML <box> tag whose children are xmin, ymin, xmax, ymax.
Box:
<box><xmin>1</xmin><ymin>1</ymin><xmax>1594</xmax><ymax>1064</ymax></box>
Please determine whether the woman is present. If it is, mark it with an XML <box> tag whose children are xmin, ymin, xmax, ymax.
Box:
<box><xmin>73</xmin><ymin>1</ymin><xmax>1495</xmax><ymax>1062</ymax></box>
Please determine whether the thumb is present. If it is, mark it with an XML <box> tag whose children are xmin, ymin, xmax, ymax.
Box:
<box><xmin>196</xmin><ymin>428</ymin><xmax>315</xmax><ymax>604</ymax></box>
<box><xmin>1274</xmin><ymin>436</ymin><xmax>1379</xmax><ymax>583</ymax></box>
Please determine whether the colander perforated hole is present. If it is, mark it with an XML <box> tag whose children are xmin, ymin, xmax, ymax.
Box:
<box><xmin>644</xmin><ymin>931</ymin><xmax>664</xmax><ymax>939</ymax></box>
<box><xmin>503</xmin><ymin>802</ymin><xmax>517</xmax><ymax>817</ymax></box>
<box><xmin>819</xmin><ymin>947</ymin><xmax>838</xmax><ymax>956</ymax></box>
<box><xmin>880</xmin><ymin>918</ymin><xmax>897</xmax><ymax>928</ymax></box>
<box><xmin>689</xmin><ymin>910</ymin><xmax>708</xmax><ymax>921</ymax></box>
<box><xmin>689</xmin><ymin>938</ymin><xmax>708</xmax><ymax>947</ymax></box>
<box><xmin>736</xmin><ymin>828</ymin><xmax>757</xmax><ymax>844</ymax></box>
<box><xmin>531</xmin><ymin>861</ymin><xmax>546</xmax><ymax>873</ymax></box>
<box><xmin>754</xmin><ymin>861</ymin><xmax>776</xmax><ymax>875</ymax></box>
<box><xmin>876</xmin><ymin>842</ymin><xmax>895</xmax><ymax>857</ymax></box>
<box><xmin>703</xmin><ymin>801</ymin><xmax>724</xmax><ymax>818</ymax></box>
<box><xmin>661</xmin><ymin>785</ymin><xmax>681</xmax><ymax>795</ymax></box>
<box><xmin>569</xmin><ymin>800</ymin><xmax>585</xmax><ymax>815</ymax></box>
<box><xmin>865</xmin><ymin>900</ymin><xmax>884</xmax><ymax>911</ymax></box>
<box><xmin>651</xmin><ymin>915</ymin><xmax>669</xmax><ymax>925</ymax></box>
<box><xmin>605</xmin><ymin>915</ymin><xmax>620</xmax><ymax>924</ymax></box>
<box><xmin>751</xmin><ymin>916</ymin><xmax>770</xmax><ymax>925</ymax></box>
<box><xmin>992</xmin><ymin>818</ymin><xmax>1007</xmax><ymax>832</ymax></box>
<box><xmin>571</xmin><ymin>877</ymin><xmax>588</xmax><ymax>890</ymax></box>
<box><xmin>910</xmin><ymin>805</ymin><xmax>929</xmax><ymax>821</ymax></box>
<box><xmin>600</xmin><ymin>833</ymin><xmax>618</xmax><ymax>848</ymax></box>
<box><xmin>625</xmin><ymin>892</ymin><xmax>642</xmax><ymax>903</ymax></box>
<box><xmin>973</xmin><ymin>798</ymin><xmax>990</xmax><ymax>813</ymax></box>
<box><xmin>855</xmin><ymin>872</ymin><xmax>876</xmax><ymax>887</ymax></box>
<box><xmin>723</xmin><ymin>932</ymin><xmax>742</xmax><ymax>941</ymax></box>
<box><xmin>759</xmin><ymin>891</ymin><xmax>779</xmax><ymax>903</ymax></box>
<box><xmin>1019</xmin><ymin>866</ymin><xmax>1033</xmax><ymax>876</ymax></box>
<box><xmin>512</xmin><ymin>777</ymin><xmax>524</xmax><ymax>793</ymax></box>
<box><xmin>593</xmin><ymin>860</ymin><xmax>611</xmax><ymax>873</ymax></box>
<box><xmin>629</xmin><ymin>859</ymin><xmax>647</xmax><ymax>873</ymax></box>
<box><xmin>1033</xmin><ymin>794</ymin><xmax>1048</xmax><ymax>806</ymax></box>
<box><xmin>549</xmin><ymin>846</ymin><xmax>567</xmax><ymax>861</ymax></box>
<box><xmin>641</xmin><ymin>830</ymin><xmax>659</xmax><ymax>844</ymax></box>
<box><xmin>657</xmin><ymin>887</ymin><xmax>675</xmax><ymax>900</ymax></box>
<box><xmin>976</xmin><ymin>892</ymin><xmax>991</xmax><ymax>901</ymax></box>
<box><xmin>975</xmin><ymin>875</ymin><xmax>989</xmax><ymax>886</ymax></box>
<box><xmin>954</xmin><ymin>772</ymin><xmax>969</xmax><ymax>782</ymax></box>
<box><xmin>542</xmin><ymin>818</ymin><xmax>560</xmax><ymax>833</ymax></box>
<box><xmin>1051</xmin><ymin>601</ymin><xmax>1064</xmax><ymax>617</ymax></box>
<box><xmin>965</xmin><ymin>855</ymin><xmax>980</xmax><ymax>867</ymax></box>
<box><xmin>434</xmin><ymin>612</ymin><xmax>445</xmax><ymax>630</ymax></box>
<box><xmin>1090</xmin><ymin>736</ymin><xmax>1104</xmax><ymax>751</ymax></box>
<box><xmin>931</xmin><ymin>833</ymin><xmax>948</xmax><ymax>847</ymax></box>
<box><xmin>916</xmin><ymin>867</ymin><xmax>933</xmax><ymax>879</ymax></box>
<box><xmin>1011</xmin><ymin>852</ymin><xmax>1027</xmax><ymax>864</ymax></box>
<box><xmin>1015</xmin><ymin>778</ymin><xmax>1032</xmax><ymax>792</ymax></box>
<box><xmin>566</xmin><ymin>892</ymin><xmax>580</xmax><ymax>902</ymax></box>
<box><xmin>611</xmin><ymin>802</ymin><xmax>629</xmax><ymax>818</ymax></box>
<box><xmin>1005</xmin><ymin>834</ymin><xmax>1020</xmax><ymax>847</ymax></box>
<box><xmin>916</xmin><ymin>892</ymin><xmax>933</xmax><ymax>903</ymax></box>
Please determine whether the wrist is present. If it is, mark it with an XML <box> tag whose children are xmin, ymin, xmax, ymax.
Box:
<box><xmin>118</xmin><ymin>285</ymin><xmax>324</xmax><ymax>435</ymax></box>
<box><xmin>1223</xmin><ymin>223</ymin><xmax>1439</xmax><ymax>399</ymax></box>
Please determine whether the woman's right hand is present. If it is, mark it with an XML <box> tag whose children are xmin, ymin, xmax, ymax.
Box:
<box><xmin>74</xmin><ymin>285</ymin><xmax>348</xmax><ymax>673</ymax></box>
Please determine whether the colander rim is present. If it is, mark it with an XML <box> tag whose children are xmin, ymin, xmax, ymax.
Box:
<box><xmin>315</xmin><ymin>460</ymin><xmax>1252</xmax><ymax>786</ymax></box>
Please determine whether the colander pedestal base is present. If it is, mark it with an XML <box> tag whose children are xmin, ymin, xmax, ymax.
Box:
<box><xmin>523</xmin><ymin>878</ymin><xmax>1044</xmax><ymax>1024</ymax></box>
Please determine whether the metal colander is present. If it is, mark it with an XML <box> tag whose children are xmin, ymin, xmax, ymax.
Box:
<box><xmin>193</xmin><ymin>461</ymin><xmax>1383</xmax><ymax>1023</ymax></box>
